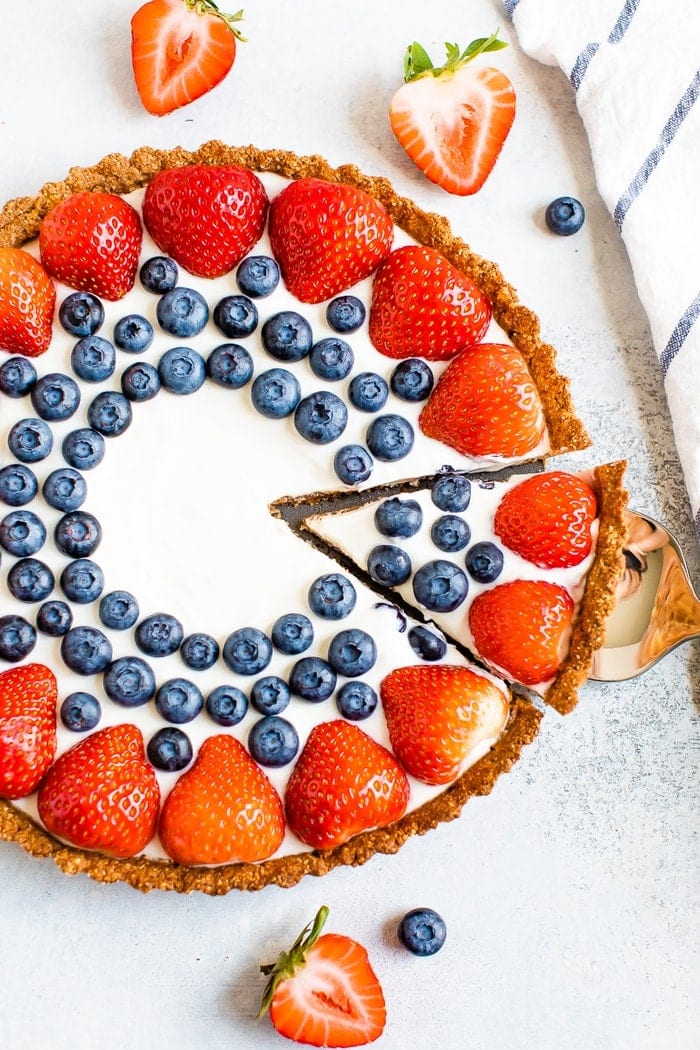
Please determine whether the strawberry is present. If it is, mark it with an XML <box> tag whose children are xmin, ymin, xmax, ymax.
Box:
<box><xmin>268</xmin><ymin>178</ymin><xmax>393</xmax><ymax>304</ymax></box>
<box><xmin>380</xmin><ymin>665</ymin><xmax>509</xmax><ymax>785</ymax></box>
<box><xmin>142</xmin><ymin>164</ymin><xmax>268</xmax><ymax>278</ymax></box>
<box><xmin>0</xmin><ymin>663</ymin><xmax>57</xmax><ymax>800</ymax></box>
<box><xmin>39</xmin><ymin>192</ymin><xmax>142</xmax><ymax>301</ymax></box>
<box><xmin>259</xmin><ymin>906</ymin><xmax>386</xmax><ymax>1048</ymax></box>
<box><xmin>469</xmin><ymin>579</ymin><xmax>574</xmax><ymax>685</ymax></box>
<box><xmin>419</xmin><ymin>342</ymin><xmax>546</xmax><ymax>458</ymax></box>
<box><xmin>285</xmin><ymin>720</ymin><xmax>409</xmax><ymax>850</ymax></box>
<box><xmin>159</xmin><ymin>734</ymin><xmax>284</xmax><ymax>865</ymax></box>
<box><xmin>131</xmin><ymin>0</ymin><xmax>245</xmax><ymax>117</ymax></box>
<box><xmin>37</xmin><ymin>724</ymin><xmax>160</xmax><ymax>858</ymax></box>
<box><xmin>0</xmin><ymin>248</ymin><xmax>55</xmax><ymax>357</ymax></box>
<box><xmin>495</xmin><ymin>471</ymin><xmax>598</xmax><ymax>569</ymax></box>
<box><xmin>390</xmin><ymin>32</ymin><xmax>516</xmax><ymax>196</ymax></box>
<box><xmin>368</xmin><ymin>244</ymin><xmax>491</xmax><ymax>360</ymax></box>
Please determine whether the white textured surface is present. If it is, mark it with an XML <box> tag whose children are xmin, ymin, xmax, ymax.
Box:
<box><xmin>0</xmin><ymin>2</ymin><xmax>697</xmax><ymax>1049</ymax></box>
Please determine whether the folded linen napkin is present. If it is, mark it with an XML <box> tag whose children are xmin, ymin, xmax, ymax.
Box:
<box><xmin>505</xmin><ymin>0</ymin><xmax>700</xmax><ymax>543</ymax></box>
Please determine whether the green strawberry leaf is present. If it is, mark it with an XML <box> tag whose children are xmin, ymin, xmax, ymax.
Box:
<box><xmin>404</xmin><ymin>41</ymin><xmax>435</xmax><ymax>82</ymax></box>
<box><xmin>402</xmin><ymin>29</ymin><xmax>508</xmax><ymax>82</ymax></box>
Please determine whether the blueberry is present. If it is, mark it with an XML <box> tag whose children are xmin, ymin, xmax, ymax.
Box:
<box><xmin>135</xmin><ymin>613</ymin><xmax>184</xmax><ymax>657</ymax></box>
<box><xmin>223</xmin><ymin>627</ymin><xmax>272</xmax><ymax>675</ymax></box>
<box><xmin>113</xmin><ymin>314</ymin><xmax>154</xmax><ymax>353</ymax></box>
<box><xmin>54</xmin><ymin>511</ymin><xmax>102</xmax><ymax>558</ymax></box>
<box><xmin>157</xmin><ymin>287</ymin><xmax>209</xmax><ymax>338</ymax></box>
<box><xmin>250</xmin><ymin>675</ymin><xmax>290</xmax><ymax>716</ymax></box>
<box><xmin>334</xmin><ymin>444</ymin><xmax>373</xmax><ymax>486</ymax></box>
<box><xmin>465</xmin><ymin>541</ymin><xmax>504</xmax><ymax>583</ymax></box>
<box><xmin>408</xmin><ymin>626</ymin><xmax>447</xmax><ymax>662</ymax></box>
<box><xmin>158</xmin><ymin>347</ymin><xmax>207</xmax><ymax>396</ymax></box>
<box><xmin>374</xmin><ymin>498</ymin><xmax>422</xmax><ymax>539</ymax></box>
<box><xmin>140</xmin><ymin>255</ymin><xmax>178</xmax><ymax>294</ymax></box>
<box><xmin>206</xmin><ymin>685</ymin><xmax>248</xmax><ymax>726</ymax></box>
<box><xmin>62</xmin><ymin>427</ymin><xmax>106</xmax><ymax>470</ymax></box>
<box><xmin>261</xmin><ymin>311</ymin><xmax>313</xmax><ymax>362</ymax></box>
<box><xmin>104</xmin><ymin>657</ymin><xmax>155</xmax><ymax>707</ymax></box>
<box><xmin>248</xmin><ymin>715</ymin><xmax>299</xmax><ymax>767</ymax></box>
<box><xmin>431</xmin><ymin>514</ymin><xmax>471</xmax><ymax>553</ymax></box>
<box><xmin>431</xmin><ymin>474</ymin><xmax>471</xmax><ymax>513</ymax></box>
<box><xmin>60</xmin><ymin>559</ymin><xmax>104</xmax><ymax>604</ymax></box>
<box><xmin>7</xmin><ymin>418</ymin><xmax>53</xmax><ymax>463</ymax></box>
<box><xmin>251</xmin><ymin>368</ymin><xmax>301</xmax><ymax>418</ymax></box>
<box><xmin>87</xmin><ymin>391</ymin><xmax>132</xmax><ymax>437</ymax></box>
<box><xmin>0</xmin><ymin>356</ymin><xmax>37</xmax><ymax>398</ymax></box>
<box><xmin>43</xmin><ymin>468</ymin><xmax>86</xmax><ymax>511</ymax></box>
<box><xmin>294</xmin><ymin>391</ymin><xmax>348</xmax><ymax>444</ymax></box>
<box><xmin>271</xmin><ymin>612</ymin><xmax>314</xmax><ymax>655</ymax></box>
<box><xmin>36</xmin><ymin>599</ymin><xmax>73</xmax><ymax>637</ymax></box>
<box><xmin>366</xmin><ymin>414</ymin><xmax>414</xmax><ymax>461</ymax></box>
<box><xmin>348</xmin><ymin>372</ymin><xmax>389</xmax><ymax>413</ymax></box>
<box><xmin>98</xmin><ymin>590</ymin><xmax>139</xmax><ymax>630</ymax></box>
<box><xmin>59</xmin><ymin>291</ymin><xmax>104</xmax><ymax>337</ymax></box>
<box><xmin>327</xmin><ymin>628</ymin><xmax>377</xmax><ymax>677</ymax></box>
<box><xmin>180</xmin><ymin>632</ymin><xmax>219</xmax><ymax>671</ymax></box>
<box><xmin>335</xmin><ymin>681</ymin><xmax>378</xmax><ymax>721</ymax></box>
<box><xmin>30</xmin><ymin>373</ymin><xmax>80</xmax><ymax>422</ymax></box>
<box><xmin>7</xmin><ymin>559</ymin><xmax>54</xmax><ymax>603</ymax></box>
<box><xmin>308</xmin><ymin>573</ymin><xmax>356</xmax><ymax>619</ymax></box>
<box><xmin>398</xmin><ymin>908</ymin><xmax>447</xmax><ymax>956</ymax></box>
<box><xmin>326</xmin><ymin>295</ymin><xmax>365</xmax><ymax>333</ymax></box>
<box><xmin>61</xmin><ymin>626</ymin><xmax>112</xmax><ymax>675</ymax></box>
<box><xmin>289</xmin><ymin>656</ymin><xmax>337</xmax><ymax>702</ymax></box>
<box><xmin>412</xmin><ymin>560</ymin><xmax>469</xmax><ymax>612</ymax></box>
<box><xmin>213</xmin><ymin>295</ymin><xmax>258</xmax><ymax>338</ymax></box>
<box><xmin>155</xmin><ymin>678</ymin><xmax>203</xmax><ymax>724</ymax></box>
<box><xmin>0</xmin><ymin>464</ymin><xmax>37</xmax><ymax>507</ymax></box>
<box><xmin>309</xmin><ymin>338</ymin><xmax>354</xmax><ymax>381</ymax></box>
<box><xmin>236</xmin><ymin>255</ymin><xmax>280</xmax><ymax>298</ymax></box>
<box><xmin>121</xmin><ymin>362</ymin><xmax>161</xmax><ymax>402</ymax></box>
<box><xmin>147</xmin><ymin>727</ymin><xmax>193</xmax><ymax>772</ymax></box>
<box><xmin>0</xmin><ymin>510</ymin><xmax>46</xmax><ymax>557</ymax></box>
<box><xmin>60</xmin><ymin>692</ymin><xmax>101</xmax><ymax>732</ymax></box>
<box><xmin>545</xmin><ymin>196</ymin><xmax>585</xmax><ymax>236</ymax></box>
<box><xmin>71</xmin><ymin>336</ymin><xmax>116</xmax><ymax>382</ymax></box>
<box><xmin>367</xmin><ymin>544</ymin><xmax>412</xmax><ymax>586</ymax></box>
<box><xmin>206</xmin><ymin>344</ymin><xmax>254</xmax><ymax>388</ymax></box>
<box><xmin>0</xmin><ymin>615</ymin><xmax>36</xmax><ymax>662</ymax></box>
<box><xmin>390</xmin><ymin>359</ymin><xmax>434</xmax><ymax>402</ymax></box>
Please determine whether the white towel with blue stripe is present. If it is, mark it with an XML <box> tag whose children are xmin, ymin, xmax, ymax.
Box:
<box><xmin>505</xmin><ymin>0</ymin><xmax>700</xmax><ymax>542</ymax></box>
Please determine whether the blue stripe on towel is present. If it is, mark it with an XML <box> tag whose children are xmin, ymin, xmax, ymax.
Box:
<box><xmin>660</xmin><ymin>291</ymin><xmax>700</xmax><ymax>378</ymax></box>
<box><xmin>570</xmin><ymin>43</ymin><xmax>600</xmax><ymax>90</ymax></box>
<box><xmin>608</xmin><ymin>0</ymin><xmax>642</xmax><ymax>44</ymax></box>
<box><xmin>504</xmin><ymin>0</ymin><xmax>521</xmax><ymax>17</ymax></box>
<box><xmin>614</xmin><ymin>69</ymin><xmax>700</xmax><ymax>229</ymax></box>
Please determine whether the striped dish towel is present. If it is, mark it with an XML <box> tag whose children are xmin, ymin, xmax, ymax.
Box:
<box><xmin>505</xmin><ymin>0</ymin><xmax>700</xmax><ymax>542</ymax></box>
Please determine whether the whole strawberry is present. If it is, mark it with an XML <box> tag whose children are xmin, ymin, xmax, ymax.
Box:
<box><xmin>0</xmin><ymin>663</ymin><xmax>57</xmax><ymax>800</ymax></box>
<box><xmin>495</xmin><ymin>471</ymin><xmax>598</xmax><ymax>568</ymax></box>
<box><xmin>37</xmin><ymin>724</ymin><xmax>160</xmax><ymax>858</ymax></box>
<box><xmin>159</xmin><ymin>734</ymin><xmax>284</xmax><ymax>865</ymax></box>
<box><xmin>368</xmin><ymin>245</ymin><xmax>491</xmax><ymax>360</ymax></box>
<box><xmin>269</xmin><ymin>178</ymin><xmax>393</xmax><ymax>303</ymax></box>
<box><xmin>143</xmin><ymin>164</ymin><xmax>268</xmax><ymax>278</ymax></box>
<box><xmin>39</xmin><ymin>192</ymin><xmax>142</xmax><ymax>300</ymax></box>
<box><xmin>285</xmin><ymin>720</ymin><xmax>409</xmax><ymax>850</ymax></box>
<box><xmin>0</xmin><ymin>249</ymin><xmax>55</xmax><ymax>357</ymax></box>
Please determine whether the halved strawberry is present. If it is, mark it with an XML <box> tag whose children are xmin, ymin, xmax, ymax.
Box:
<box><xmin>142</xmin><ymin>164</ymin><xmax>268</xmax><ymax>278</ymax></box>
<box><xmin>159</xmin><ymin>734</ymin><xmax>284</xmax><ymax>865</ymax></box>
<box><xmin>268</xmin><ymin>178</ymin><xmax>393</xmax><ymax>303</ymax></box>
<box><xmin>380</xmin><ymin>665</ymin><xmax>509</xmax><ymax>785</ymax></box>
<box><xmin>495</xmin><ymin>471</ymin><xmax>598</xmax><ymax>568</ymax></box>
<box><xmin>390</xmin><ymin>33</ymin><xmax>516</xmax><ymax>196</ymax></box>
<box><xmin>0</xmin><ymin>249</ymin><xmax>55</xmax><ymax>357</ymax></box>
<box><xmin>285</xmin><ymin>720</ymin><xmax>409</xmax><ymax>850</ymax></box>
<box><xmin>131</xmin><ymin>0</ymin><xmax>245</xmax><ymax>117</ymax></box>
<box><xmin>37</xmin><ymin>724</ymin><xmax>160</xmax><ymax>858</ymax></box>
<box><xmin>39</xmin><ymin>192</ymin><xmax>142</xmax><ymax>300</ymax></box>
<box><xmin>469</xmin><ymin>579</ymin><xmax>574</xmax><ymax>685</ymax></box>
<box><xmin>0</xmin><ymin>663</ymin><xmax>57</xmax><ymax>800</ymax></box>
<box><xmin>419</xmin><ymin>342</ymin><xmax>546</xmax><ymax>458</ymax></box>
<box><xmin>260</xmin><ymin>906</ymin><xmax>386</xmax><ymax>1048</ymax></box>
<box><xmin>368</xmin><ymin>244</ymin><xmax>491</xmax><ymax>360</ymax></box>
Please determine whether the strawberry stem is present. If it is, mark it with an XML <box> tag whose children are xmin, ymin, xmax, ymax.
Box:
<box><xmin>403</xmin><ymin>28</ymin><xmax>507</xmax><ymax>82</ymax></box>
<box><xmin>258</xmin><ymin>905</ymin><xmax>330</xmax><ymax>1018</ymax></box>
<box><xmin>183</xmin><ymin>0</ymin><xmax>247</xmax><ymax>43</ymax></box>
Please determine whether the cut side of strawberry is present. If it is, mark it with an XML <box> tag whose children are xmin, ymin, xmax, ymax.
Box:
<box><xmin>0</xmin><ymin>663</ymin><xmax>57</xmax><ymax>800</ymax></box>
<box><xmin>494</xmin><ymin>471</ymin><xmax>598</xmax><ymax>568</ymax></box>
<box><xmin>0</xmin><ymin>248</ymin><xmax>55</xmax><ymax>357</ymax></box>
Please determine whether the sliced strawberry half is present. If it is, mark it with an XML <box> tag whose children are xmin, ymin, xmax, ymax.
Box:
<box><xmin>495</xmin><ymin>471</ymin><xmax>598</xmax><ymax>568</ymax></box>
<box><xmin>0</xmin><ymin>248</ymin><xmax>55</xmax><ymax>357</ymax></box>
<box><xmin>0</xmin><ymin>663</ymin><xmax>57</xmax><ymax>800</ymax></box>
